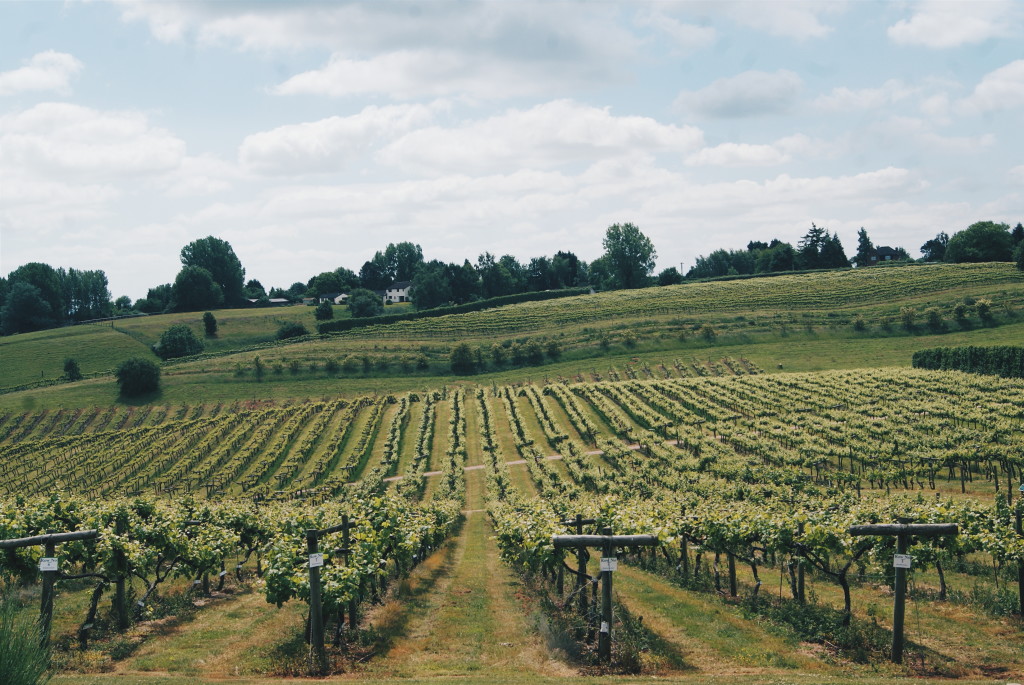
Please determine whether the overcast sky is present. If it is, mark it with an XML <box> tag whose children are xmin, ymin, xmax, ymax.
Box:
<box><xmin>1</xmin><ymin>1</ymin><xmax>1022</xmax><ymax>299</ymax></box>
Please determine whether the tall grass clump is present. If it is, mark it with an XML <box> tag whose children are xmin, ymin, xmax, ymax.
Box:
<box><xmin>0</xmin><ymin>590</ymin><xmax>51</xmax><ymax>685</ymax></box>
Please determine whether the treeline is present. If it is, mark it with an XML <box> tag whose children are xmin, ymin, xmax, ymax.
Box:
<box><xmin>912</xmin><ymin>346</ymin><xmax>1024</xmax><ymax>378</ymax></box>
<box><xmin>0</xmin><ymin>263</ymin><xmax>112</xmax><ymax>335</ymax></box>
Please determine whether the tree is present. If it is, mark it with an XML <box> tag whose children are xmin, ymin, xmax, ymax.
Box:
<box><xmin>411</xmin><ymin>261</ymin><xmax>452</xmax><ymax>310</ymax></box>
<box><xmin>286</xmin><ymin>282</ymin><xmax>308</xmax><ymax>302</ymax></box>
<box><xmin>1011</xmin><ymin>222</ymin><xmax>1024</xmax><ymax>247</ymax></box>
<box><xmin>820</xmin><ymin>232</ymin><xmax>850</xmax><ymax>268</ymax></box>
<box><xmin>115</xmin><ymin>357</ymin><xmax>160</xmax><ymax>397</ymax></box>
<box><xmin>180</xmin><ymin>236</ymin><xmax>246</xmax><ymax>307</ymax></box>
<box><xmin>602</xmin><ymin>223</ymin><xmax>656</xmax><ymax>289</ymax></box>
<box><xmin>446</xmin><ymin>260</ymin><xmax>479</xmax><ymax>304</ymax></box>
<box><xmin>153</xmin><ymin>324</ymin><xmax>205</xmax><ymax>360</ymax></box>
<box><xmin>59</xmin><ymin>267</ymin><xmax>112</xmax><ymax>321</ymax></box>
<box><xmin>307</xmin><ymin>272</ymin><xmax>344</xmax><ymax>297</ymax></box>
<box><xmin>383</xmin><ymin>242</ymin><xmax>424</xmax><ymax>282</ymax></box>
<box><xmin>359</xmin><ymin>259</ymin><xmax>389</xmax><ymax>291</ymax></box>
<box><xmin>63</xmin><ymin>357</ymin><xmax>82</xmax><ymax>381</ymax></box>
<box><xmin>0</xmin><ymin>281</ymin><xmax>55</xmax><ymax>335</ymax></box>
<box><xmin>944</xmin><ymin>221</ymin><xmax>1013</xmax><ymax>263</ymax></box>
<box><xmin>920</xmin><ymin>232</ymin><xmax>949</xmax><ymax>262</ymax></box>
<box><xmin>171</xmin><ymin>265</ymin><xmax>223</xmax><ymax>312</ymax></box>
<box><xmin>552</xmin><ymin>251</ymin><xmax>586</xmax><ymax>288</ymax></box>
<box><xmin>314</xmin><ymin>300</ymin><xmax>334</xmax><ymax>321</ymax></box>
<box><xmin>1015</xmin><ymin>241</ymin><xmax>1024</xmax><ymax>271</ymax></box>
<box><xmin>754</xmin><ymin>241</ymin><xmax>796</xmax><ymax>273</ymax></box>
<box><xmin>476</xmin><ymin>252</ymin><xmax>515</xmax><ymax>298</ymax></box>
<box><xmin>852</xmin><ymin>228</ymin><xmax>875</xmax><ymax>267</ymax></box>
<box><xmin>450</xmin><ymin>343</ymin><xmax>476</xmax><ymax>375</ymax></box>
<box><xmin>658</xmin><ymin>267</ymin><xmax>684</xmax><ymax>286</ymax></box>
<box><xmin>348</xmin><ymin>288</ymin><xmax>384</xmax><ymax>318</ymax></box>
<box><xmin>7</xmin><ymin>262</ymin><xmax>64</xmax><ymax>327</ymax></box>
<box><xmin>244</xmin><ymin>279</ymin><xmax>267</xmax><ymax>300</ymax></box>
<box><xmin>137</xmin><ymin>283</ymin><xmax>172</xmax><ymax>313</ymax></box>
<box><xmin>203</xmin><ymin>311</ymin><xmax>218</xmax><ymax>337</ymax></box>
<box><xmin>114</xmin><ymin>295</ymin><xmax>133</xmax><ymax>312</ymax></box>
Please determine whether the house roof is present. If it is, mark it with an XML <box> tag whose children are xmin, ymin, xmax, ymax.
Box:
<box><xmin>389</xmin><ymin>281</ymin><xmax>412</xmax><ymax>290</ymax></box>
<box><xmin>875</xmin><ymin>246</ymin><xmax>901</xmax><ymax>257</ymax></box>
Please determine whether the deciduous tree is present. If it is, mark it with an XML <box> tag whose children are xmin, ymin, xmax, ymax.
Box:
<box><xmin>602</xmin><ymin>222</ymin><xmax>656</xmax><ymax>289</ymax></box>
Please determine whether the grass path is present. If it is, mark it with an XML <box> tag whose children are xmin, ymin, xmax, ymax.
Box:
<box><xmin>361</xmin><ymin>468</ymin><xmax>572</xmax><ymax>679</ymax></box>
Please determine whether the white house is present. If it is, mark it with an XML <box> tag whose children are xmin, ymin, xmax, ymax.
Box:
<box><xmin>385</xmin><ymin>281</ymin><xmax>412</xmax><ymax>303</ymax></box>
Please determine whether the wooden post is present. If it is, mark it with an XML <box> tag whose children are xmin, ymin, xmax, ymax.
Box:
<box><xmin>114</xmin><ymin>514</ymin><xmax>129</xmax><ymax>631</ymax></box>
<box><xmin>891</xmin><ymin>527</ymin><xmax>910</xmax><ymax>664</ymax></box>
<box><xmin>727</xmin><ymin>553</ymin><xmax>737</xmax><ymax>597</ymax></box>
<box><xmin>849</xmin><ymin>521</ymin><xmax>958</xmax><ymax>665</ymax></box>
<box><xmin>40</xmin><ymin>538</ymin><xmax>56</xmax><ymax>648</ymax></box>
<box><xmin>797</xmin><ymin>521</ymin><xmax>805</xmax><ymax>604</ymax></box>
<box><xmin>599</xmin><ymin>527</ymin><xmax>613</xmax><ymax>661</ymax></box>
<box><xmin>1016</xmin><ymin>506</ymin><xmax>1023</xmax><ymax>617</ymax></box>
<box><xmin>306</xmin><ymin>529</ymin><xmax>326</xmax><ymax>675</ymax></box>
<box><xmin>342</xmin><ymin>514</ymin><xmax>358</xmax><ymax>630</ymax></box>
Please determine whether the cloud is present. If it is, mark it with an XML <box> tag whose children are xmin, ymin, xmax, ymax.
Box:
<box><xmin>376</xmin><ymin>100</ymin><xmax>704</xmax><ymax>175</ymax></box>
<box><xmin>676</xmin><ymin>70</ymin><xmax>803</xmax><ymax>118</ymax></box>
<box><xmin>888</xmin><ymin>0</ymin><xmax>1018</xmax><ymax>48</ymax></box>
<box><xmin>0</xmin><ymin>51</ymin><xmax>83</xmax><ymax>97</ymax></box>
<box><xmin>813</xmin><ymin>79</ymin><xmax>916</xmax><ymax>111</ymax></box>
<box><xmin>957</xmin><ymin>60</ymin><xmax>1024</xmax><ymax>113</ymax></box>
<box><xmin>115</xmin><ymin>2</ymin><xmax>637</xmax><ymax>99</ymax></box>
<box><xmin>239</xmin><ymin>103</ymin><xmax>443</xmax><ymax>175</ymax></box>
<box><xmin>633</xmin><ymin>9</ymin><xmax>716</xmax><ymax>54</ymax></box>
<box><xmin>720</xmin><ymin>1</ymin><xmax>844</xmax><ymax>39</ymax></box>
<box><xmin>0</xmin><ymin>102</ymin><xmax>186</xmax><ymax>178</ymax></box>
<box><xmin>684</xmin><ymin>134</ymin><xmax>831</xmax><ymax>167</ymax></box>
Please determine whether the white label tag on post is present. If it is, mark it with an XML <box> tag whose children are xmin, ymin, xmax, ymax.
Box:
<box><xmin>219</xmin><ymin>570</ymin><xmax>227</xmax><ymax>577</ymax></box>
<box><xmin>309</xmin><ymin>553</ymin><xmax>324</xmax><ymax>568</ymax></box>
<box><xmin>39</xmin><ymin>557</ymin><xmax>58</xmax><ymax>572</ymax></box>
<box><xmin>893</xmin><ymin>554</ymin><xmax>912</xmax><ymax>569</ymax></box>
<box><xmin>600</xmin><ymin>621</ymin><xmax>610</xmax><ymax>634</ymax></box>
<box><xmin>600</xmin><ymin>557</ymin><xmax>618</xmax><ymax>572</ymax></box>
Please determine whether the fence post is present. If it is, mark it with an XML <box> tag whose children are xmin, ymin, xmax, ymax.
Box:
<box><xmin>40</xmin><ymin>538</ymin><xmax>57</xmax><ymax>648</ymax></box>
<box><xmin>114</xmin><ymin>514</ymin><xmax>129</xmax><ymax>631</ymax></box>
<box><xmin>1016</xmin><ymin>506</ymin><xmax>1023</xmax><ymax>617</ymax></box>
<box><xmin>797</xmin><ymin>521</ymin><xmax>805</xmax><ymax>603</ymax></box>
<box><xmin>599</xmin><ymin>527</ymin><xmax>613</xmax><ymax>662</ymax></box>
<box><xmin>891</xmin><ymin>527</ymin><xmax>910</xmax><ymax>664</ymax></box>
<box><xmin>306</xmin><ymin>529</ymin><xmax>326</xmax><ymax>675</ymax></box>
<box><xmin>343</xmin><ymin>514</ymin><xmax>358</xmax><ymax>630</ymax></box>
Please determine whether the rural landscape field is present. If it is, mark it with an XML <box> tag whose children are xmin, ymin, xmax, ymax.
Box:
<box><xmin>3</xmin><ymin>261</ymin><xmax>1024</xmax><ymax>684</ymax></box>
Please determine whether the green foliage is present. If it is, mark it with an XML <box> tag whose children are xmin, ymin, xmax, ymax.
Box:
<box><xmin>63</xmin><ymin>357</ymin><xmax>82</xmax><ymax>381</ymax></box>
<box><xmin>945</xmin><ymin>221</ymin><xmax>1014</xmax><ymax>263</ymax></box>
<box><xmin>347</xmin><ymin>288</ymin><xmax>384</xmax><ymax>318</ymax></box>
<box><xmin>545</xmin><ymin>340</ymin><xmax>562</xmax><ymax>360</ymax></box>
<box><xmin>924</xmin><ymin>306</ymin><xmax>944</xmax><ymax>332</ymax></box>
<box><xmin>851</xmin><ymin>315</ymin><xmax>867</xmax><ymax>332</ymax></box>
<box><xmin>523</xmin><ymin>339</ymin><xmax>544</xmax><ymax>365</ymax></box>
<box><xmin>115</xmin><ymin>357</ymin><xmax>160</xmax><ymax>396</ymax></box>
<box><xmin>0</xmin><ymin>591</ymin><xmax>51</xmax><ymax>685</ymax></box>
<box><xmin>314</xmin><ymin>301</ymin><xmax>334</xmax><ymax>321</ymax></box>
<box><xmin>912</xmin><ymin>345</ymin><xmax>1024</xmax><ymax>378</ymax></box>
<box><xmin>975</xmin><ymin>298</ymin><xmax>994</xmax><ymax>325</ymax></box>
<box><xmin>899</xmin><ymin>306</ymin><xmax>916</xmax><ymax>331</ymax></box>
<box><xmin>1</xmin><ymin>281</ymin><xmax>56</xmax><ymax>335</ymax></box>
<box><xmin>171</xmin><ymin>265</ymin><xmax>223</xmax><ymax>312</ymax></box>
<box><xmin>920</xmin><ymin>232</ymin><xmax>949</xmax><ymax>262</ymax></box>
<box><xmin>153</xmin><ymin>324</ymin><xmax>205</xmax><ymax>360</ymax></box>
<box><xmin>1015</xmin><ymin>241</ymin><xmax>1024</xmax><ymax>271</ymax></box>
<box><xmin>602</xmin><ymin>222</ymin><xmax>656</xmax><ymax>289</ymax></box>
<box><xmin>491</xmin><ymin>343</ymin><xmax>507</xmax><ymax>367</ymax></box>
<box><xmin>179</xmin><ymin>236</ymin><xmax>246</xmax><ymax>306</ymax></box>
<box><xmin>202</xmin><ymin>311</ymin><xmax>218</xmax><ymax>337</ymax></box>
<box><xmin>450</xmin><ymin>342</ymin><xmax>476</xmax><ymax>375</ymax></box>
<box><xmin>276</xmin><ymin>322</ymin><xmax>309</xmax><ymax>340</ymax></box>
<box><xmin>657</xmin><ymin>267</ymin><xmax>684</xmax><ymax>286</ymax></box>
<box><xmin>411</xmin><ymin>261</ymin><xmax>452</xmax><ymax>310</ymax></box>
<box><xmin>852</xmin><ymin>227</ymin><xmax>874</xmax><ymax>268</ymax></box>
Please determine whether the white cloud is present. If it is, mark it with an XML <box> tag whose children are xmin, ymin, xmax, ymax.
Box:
<box><xmin>813</xmin><ymin>80</ymin><xmax>916</xmax><ymax>111</ymax></box>
<box><xmin>634</xmin><ymin>9</ymin><xmax>716</xmax><ymax>54</ymax></box>
<box><xmin>159</xmin><ymin>155</ymin><xmax>241</xmax><ymax>197</ymax></box>
<box><xmin>376</xmin><ymin>100</ymin><xmax>704</xmax><ymax>175</ymax></box>
<box><xmin>0</xmin><ymin>51</ymin><xmax>83</xmax><ymax>97</ymax></box>
<box><xmin>684</xmin><ymin>134</ymin><xmax>831</xmax><ymax>167</ymax></box>
<box><xmin>0</xmin><ymin>102</ymin><xmax>185</xmax><ymax>178</ymax></box>
<box><xmin>957</xmin><ymin>60</ymin><xmax>1024</xmax><ymax>113</ymax></box>
<box><xmin>240</xmin><ymin>103</ymin><xmax>444</xmax><ymax>175</ymax></box>
<box><xmin>1009</xmin><ymin>165</ymin><xmax>1024</xmax><ymax>184</ymax></box>
<box><xmin>720</xmin><ymin>1</ymin><xmax>844</xmax><ymax>39</ymax></box>
<box><xmin>870</xmin><ymin>116</ymin><xmax>995</xmax><ymax>153</ymax></box>
<box><xmin>888</xmin><ymin>0</ymin><xmax>1018</xmax><ymax>48</ymax></box>
<box><xmin>676</xmin><ymin>70</ymin><xmax>803</xmax><ymax>118</ymax></box>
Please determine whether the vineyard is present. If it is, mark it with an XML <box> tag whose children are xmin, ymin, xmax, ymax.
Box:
<box><xmin>3</xmin><ymin>366</ymin><xmax>1024</xmax><ymax>681</ymax></box>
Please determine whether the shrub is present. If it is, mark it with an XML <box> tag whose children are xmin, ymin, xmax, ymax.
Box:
<box><xmin>276</xmin><ymin>322</ymin><xmax>308</xmax><ymax>340</ymax></box>
<box><xmin>952</xmin><ymin>302</ymin><xmax>969</xmax><ymax>327</ymax></box>
<box><xmin>924</xmin><ymin>307</ymin><xmax>944</xmax><ymax>332</ymax></box>
<box><xmin>0</xmin><ymin>591</ymin><xmax>51</xmax><ymax>685</ymax></box>
<box><xmin>63</xmin><ymin>357</ymin><xmax>82</xmax><ymax>381</ymax></box>
<box><xmin>288</xmin><ymin>359</ymin><xmax>301</xmax><ymax>375</ymax></box>
<box><xmin>545</xmin><ymin>340</ymin><xmax>562</xmax><ymax>360</ymax></box>
<box><xmin>324</xmin><ymin>358</ymin><xmax>340</xmax><ymax>374</ymax></box>
<box><xmin>491</xmin><ymin>343</ymin><xmax>507</xmax><ymax>367</ymax></box>
<box><xmin>415</xmin><ymin>354</ymin><xmax>430</xmax><ymax>371</ymax></box>
<box><xmin>450</xmin><ymin>343</ymin><xmax>476</xmax><ymax>374</ymax></box>
<box><xmin>851</xmin><ymin>315</ymin><xmax>867</xmax><ymax>332</ymax></box>
<box><xmin>153</xmin><ymin>324</ymin><xmax>204</xmax><ymax>359</ymax></box>
<box><xmin>347</xmin><ymin>288</ymin><xmax>384</xmax><ymax>318</ymax></box>
<box><xmin>115</xmin><ymin>357</ymin><xmax>160</xmax><ymax>397</ymax></box>
<box><xmin>899</xmin><ymin>306</ymin><xmax>916</xmax><ymax>331</ymax></box>
<box><xmin>314</xmin><ymin>301</ymin><xmax>334</xmax><ymax>321</ymax></box>
<box><xmin>202</xmin><ymin>311</ymin><xmax>217</xmax><ymax>337</ymax></box>
<box><xmin>699</xmin><ymin>324</ymin><xmax>717</xmax><ymax>342</ymax></box>
<box><xmin>912</xmin><ymin>345</ymin><xmax>1024</xmax><ymax>378</ymax></box>
<box><xmin>975</xmin><ymin>298</ymin><xmax>994</xmax><ymax>325</ymax></box>
<box><xmin>622</xmin><ymin>331</ymin><xmax>638</xmax><ymax>348</ymax></box>
<box><xmin>524</xmin><ymin>340</ymin><xmax>544</xmax><ymax>365</ymax></box>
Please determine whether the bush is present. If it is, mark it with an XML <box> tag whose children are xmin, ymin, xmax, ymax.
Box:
<box><xmin>0</xmin><ymin>591</ymin><xmax>50</xmax><ymax>685</ymax></box>
<box><xmin>699</xmin><ymin>324</ymin><xmax>717</xmax><ymax>342</ymax></box>
<box><xmin>325</xmin><ymin>358</ymin><xmax>340</xmax><ymax>374</ymax></box>
<box><xmin>63</xmin><ymin>357</ymin><xmax>82</xmax><ymax>381</ymax></box>
<box><xmin>899</xmin><ymin>306</ymin><xmax>916</xmax><ymax>331</ymax></box>
<box><xmin>491</xmin><ymin>343</ymin><xmax>507</xmax><ymax>367</ymax></box>
<box><xmin>450</xmin><ymin>343</ymin><xmax>476</xmax><ymax>374</ymax></box>
<box><xmin>153</xmin><ymin>324</ymin><xmax>204</xmax><ymax>360</ymax></box>
<box><xmin>347</xmin><ymin>288</ymin><xmax>384</xmax><ymax>318</ymax></box>
<box><xmin>115</xmin><ymin>357</ymin><xmax>160</xmax><ymax>396</ymax></box>
<box><xmin>276</xmin><ymin>322</ymin><xmax>308</xmax><ymax>340</ymax></box>
<box><xmin>924</xmin><ymin>307</ymin><xmax>944</xmax><ymax>332</ymax></box>
<box><xmin>851</xmin><ymin>315</ymin><xmax>867</xmax><ymax>332</ymax></box>
<box><xmin>202</xmin><ymin>311</ymin><xmax>217</xmax><ymax>337</ymax></box>
<box><xmin>314</xmin><ymin>301</ymin><xmax>334</xmax><ymax>321</ymax></box>
<box><xmin>524</xmin><ymin>339</ymin><xmax>544</xmax><ymax>365</ymax></box>
<box><xmin>545</xmin><ymin>340</ymin><xmax>562</xmax><ymax>360</ymax></box>
<box><xmin>975</xmin><ymin>298</ymin><xmax>994</xmax><ymax>325</ymax></box>
<box><xmin>912</xmin><ymin>345</ymin><xmax>1024</xmax><ymax>378</ymax></box>
<box><xmin>952</xmin><ymin>302</ymin><xmax>969</xmax><ymax>327</ymax></box>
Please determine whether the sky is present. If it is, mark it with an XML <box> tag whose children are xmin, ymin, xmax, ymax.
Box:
<box><xmin>1</xmin><ymin>1</ymin><xmax>1022</xmax><ymax>300</ymax></box>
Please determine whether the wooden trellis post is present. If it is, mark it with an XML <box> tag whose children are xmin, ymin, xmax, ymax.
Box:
<box><xmin>552</xmin><ymin>529</ymin><xmax>658</xmax><ymax>661</ymax></box>
<box><xmin>0</xmin><ymin>529</ymin><xmax>99</xmax><ymax>648</ymax></box>
<box><xmin>306</xmin><ymin>517</ymin><xmax>358</xmax><ymax>675</ymax></box>
<box><xmin>848</xmin><ymin>521</ymin><xmax>958</xmax><ymax>664</ymax></box>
